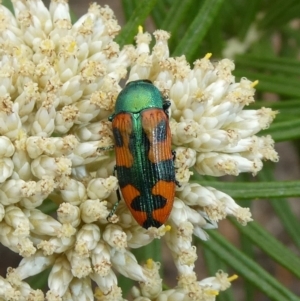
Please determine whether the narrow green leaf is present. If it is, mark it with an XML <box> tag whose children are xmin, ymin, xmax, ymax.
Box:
<box><xmin>271</xmin><ymin>199</ymin><xmax>300</xmax><ymax>249</ymax></box>
<box><xmin>235</xmin><ymin>55</ymin><xmax>300</xmax><ymax>76</ymax></box>
<box><xmin>26</xmin><ymin>268</ymin><xmax>50</xmax><ymax>290</ymax></box>
<box><xmin>281</xmin><ymin>27</ymin><xmax>300</xmax><ymax>47</ymax></box>
<box><xmin>258</xmin><ymin>169</ymin><xmax>300</xmax><ymax>249</ymax></box>
<box><xmin>248</xmin><ymin>100</ymin><xmax>300</xmax><ymax>123</ymax></box>
<box><xmin>231</xmin><ymin>220</ymin><xmax>300</xmax><ymax>278</ymax></box>
<box><xmin>276</xmin><ymin>3</ymin><xmax>300</xmax><ymax>28</ymax></box>
<box><xmin>133</xmin><ymin>239</ymin><xmax>162</xmax><ymax>263</ymax></box>
<box><xmin>214</xmin><ymin>0</ymin><xmax>248</xmax><ymax>36</ymax></box>
<box><xmin>203</xmin><ymin>246</ymin><xmax>223</xmax><ymax>274</ymax></box>
<box><xmin>206</xmin><ymin>12</ymin><xmax>224</xmax><ymax>56</ymax></box>
<box><xmin>132</xmin><ymin>240</ymin><xmax>163</xmax><ymax>290</ymax></box>
<box><xmin>1</xmin><ymin>0</ymin><xmax>14</xmax><ymax>13</ymax></box>
<box><xmin>118</xmin><ymin>274</ymin><xmax>134</xmax><ymax>298</ymax></box>
<box><xmin>70</xmin><ymin>10</ymin><xmax>77</xmax><ymax>24</ymax></box>
<box><xmin>249</xmin><ymin>99</ymin><xmax>300</xmax><ymax>111</ymax></box>
<box><xmin>151</xmin><ymin>1</ymin><xmax>167</xmax><ymax>28</ymax></box>
<box><xmin>172</xmin><ymin>0</ymin><xmax>224</xmax><ymax>60</ymax></box>
<box><xmin>37</xmin><ymin>199</ymin><xmax>59</xmax><ymax>214</ymax></box>
<box><xmin>201</xmin><ymin>168</ymin><xmax>300</xmax><ymax>250</ymax></box>
<box><xmin>2</xmin><ymin>0</ymin><xmax>14</xmax><ymax>12</ymax></box>
<box><xmin>249</xmin><ymin>55</ymin><xmax>300</xmax><ymax>67</ymax></box>
<box><xmin>258</xmin><ymin>0</ymin><xmax>297</xmax><ymax>29</ymax></box>
<box><xmin>237</xmin><ymin>0</ymin><xmax>260</xmax><ymax>40</ymax></box>
<box><xmin>116</xmin><ymin>0</ymin><xmax>159</xmax><ymax>47</ymax></box>
<box><xmin>199</xmin><ymin>180</ymin><xmax>300</xmax><ymax>199</ymax></box>
<box><xmin>264</xmin><ymin>2</ymin><xmax>300</xmax><ymax>29</ymax></box>
<box><xmin>160</xmin><ymin>0</ymin><xmax>195</xmax><ymax>32</ymax></box>
<box><xmin>121</xmin><ymin>0</ymin><xmax>136</xmax><ymax>22</ymax></box>
<box><xmin>203</xmin><ymin>248</ymin><xmax>235</xmax><ymax>301</ymax></box>
<box><xmin>200</xmin><ymin>232</ymin><xmax>300</xmax><ymax>301</ymax></box>
<box><xmin>240</xmin><ymin>232</ymin><xmax>256</xmax><ymax>301</ymax></box>
<box><xmin>236</xmin><ymin>70</ymin><xmax>300</xmax><ymax>89</ymax></box>
<box><xmin>237</xmin><ymin>196</ymin><xmax>257</xmax><ymax>301</ymax></box>
<box><xmin>260</xmin><ymin>118</ymin><xmax>300</xmax><ymax>141</ymax></box>
<box><xmin>234</xmin><ymin>70</ymin><xmax>300</xmax><ymax>98</ymax></box>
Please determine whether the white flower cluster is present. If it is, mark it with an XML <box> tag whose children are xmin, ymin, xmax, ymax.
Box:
<box><xmin>0</xmin><ymin>1</ymin><xmax>278</xmax><ymax>301</ymax></box>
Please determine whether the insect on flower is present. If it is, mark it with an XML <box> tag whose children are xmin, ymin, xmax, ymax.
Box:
<box><xmin>108</xmin><ymin>80</ymin><xmax>177</xmax><ymax>228</ymax></box>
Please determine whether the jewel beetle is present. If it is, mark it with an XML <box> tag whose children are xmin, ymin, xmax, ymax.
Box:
<box><xmin>108</xmin><ymin>79</ymin><xmax>176</xmax><ymax>229</ymax></box>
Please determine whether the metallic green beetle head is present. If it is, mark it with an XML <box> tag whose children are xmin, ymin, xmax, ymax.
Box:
<box><xmin>113</xmin><ymin>80</ymin><xmax>164</xmax><ymax>115</ymax></box>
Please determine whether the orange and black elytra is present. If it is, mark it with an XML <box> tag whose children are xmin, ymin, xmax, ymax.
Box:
<box><xmin>108</xmin><ymin>80</ymin><xmax>176</xmax><ymax>229</ymax></box>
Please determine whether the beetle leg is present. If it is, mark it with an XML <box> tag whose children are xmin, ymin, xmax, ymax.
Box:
<box><xmin>107</xmin><ymin>166</ymin><xmax>122</xmax><ymax>222</ymax></box>
<box><xmin>172</xmin><ymin>150</ymin><xmax>176</xmax><ymax>160</ymax></box>
<box><xmin>97</xmin><ymin>145</ymin><xmax>114</xmax><ymax>152</ymax></box>
<box><xmin>163</xmin><ymin>100</ymin><xmax>171</xmax><ymax>117</ymax></box>
<box><xmin>107</xmin><ymin>196</ymin><xmax>121</xmax><ymax>221</ymax></box>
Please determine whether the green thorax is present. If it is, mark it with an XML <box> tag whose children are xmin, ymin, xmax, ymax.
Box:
<box><xmin>114</xmin><ymin>80</ymin><xmax>164</xmax><ymax>114</ymax></box>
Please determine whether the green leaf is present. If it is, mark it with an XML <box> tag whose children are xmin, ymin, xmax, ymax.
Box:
<box><xmin>236</xmin><ymin>0</ymin><xmax>260</xmax><ymax>41</ymax></box>
<box><xmin>231</xmin><ymin>220</ymin><xmax>300</xmax><ymax>278</ymax></box>
<box><xmin>122</xmin><ymin>0</ymin><xmax>137</xmax><ymax>22</ymax></box>
<box><xmin>118</xmin><ymin>274</ymin><xmax>134</xmax><ymax>298</ymax></box>
<box><xmin>26</xmin><ymin>268</ymin><xmax>50</xmax><ymax>290</ymax></box>
<box><xmin>199</xmin><ymin>180</ymin><xmax>300</xmax><ymax>199</ymax></box>
<box><xmin>160</xmin><ymin>0</ymin><xmax>195</xmax><ymax>32</ymax></box>
<box><xmin>206</xmin><ymin>13</ymin><xmax>224</xmax><ymax>57</ymax></box>
<box><xmin>234</xmin><ymin>70</ymin><xmax>300</xmax><ymax>98</ymax></box>
<box><xmin>116</xmin><ymin>0</ymin><xmax>159</xmax><ymax>47</ymax></box>
<box><xmin>258</xmin><ymin>0</ymin><xmax>298</xmax><ymax>29</ymax></box>
<box><xmin>258</xmin><ymin>169</ymin><xmax>300</xmax><ymax>249</ymax></box>
<box><xmin>269</xmin><ymin>198</ymin><xmax>300</xmax><ymax>249</ymax></box>
<box><xmin>235</xmin><ymin>55</ymin><xmax>300</xmax><ymax>76</ymax></box>
<box><xmin>2</xmin><ymin>0</ymin><xmax>14</xmax><ymax>12</ymax></box>
<box><xmin>274</xmin><ymin>2</ymin><xmax>300</xmax><ymax>28</ymax></box>
<box><xmin>248</xmin><ymin>100</ymin><xmax>300</xmax><ymax>123</ymax></box>
<box><xmin>240</xmin><ymin>230</ymin><xmax>256</xmax><ymax>301</ymax></box>
<box><xmin>151</xmin><ymin>1</ymin><xmax>168</xmax><ymax>28</ymax></box>
<box><xmin>37</xmin><ymin>199</ymin><xmax>59</xmax><ymax>214</ymax></box>
<box><xmin>261</xmin><ymin>118</ymin><xmax>300</xmax><ymax>141</ymax></box>
<box><xmin>249</xmin><ymin>99</ymin><xmax>300</xmax><ymax>111</ymax></box>
<box><xmin>199</xmin><ymin>232</ymin><xmax>300</xmax><ymax>301</ymax></box>
<box><xmin>172</xmin><ymin>0</ymin><xmax>224</xmax><ymax>60</ymax></box>
<box><xmin>203</xmin><ymin>247</ymin><xmax>235</xmax><ymax>301</ymax></box>
<box><xmin>132</xmin><ymin>239</ymin><xmax>162</xmax><ymax>262</ymax></box>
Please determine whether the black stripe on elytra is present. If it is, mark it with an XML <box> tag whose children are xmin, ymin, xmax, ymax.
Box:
<box><xmin>143</xmin><ymin>217</ymin><xmax>163</xmax><ymax>229</ymax></box>
<box><xmin>153</xmin><ymin>119</ymin><xmax>168</xmax><ymax>143</ymax></box>
<box><xmin>140</xmin><ymin>128</ymin><xmax>173</xmax><ymax>185</ymax></box>
<box><xmin>113</xmin><ymin>127</ymin><xmax>123</xmax><ymax>147</ymax></box>
<box><xmin>128</xmin><ymin>131</ymin><xmax>137</xmax><ymax>157</ymax></box>
<box><xmin>151</xmin><ymin>159</ymin><xmax>176</xmax><ymax>182</ymax></box>
<box><xmin>116</xmin><ymin>166</ymin><xmax>136</xmax><ymax>188</ymax></box>
<box><xmin>131</xmin><ymin>194</ymin><xmax>167</xmax><ymax>212</ymax></box>
<box><xmin>117</xmin><ymin>159</ymin><xmax>175</xmax><ymax>197</ymax></box>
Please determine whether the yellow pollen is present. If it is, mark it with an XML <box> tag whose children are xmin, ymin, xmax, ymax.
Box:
<box><xmin>228</xmin><ymin>274</ymin><xmax>238</xmax><ymax>282</ymax></box>
<box><xmin>165</xmin><ymin>225</ymin><xmax>171</xmax><ymax>232</ymax></box>
<box><xmin>13</xmin><ymin>47</ymin><xmax>22</xmax><ymax>56</ymax></box>
<box><xmin>138</xmin><ymin>25</ymin><xmax>143</xmax><ymax>34</ymax></box>
<box><xmin>94</xmin><ymin>287</ymin><xmax>103</xmax><ymax>298</ymax></box>
<box><xmin>146</xmin><ymin>258</ymin><xmax>154</xmax><ymax>269</ymax></box>
<box><xmin>204</xmin><ymin>53</ymin><xmax>212</xmax><ymax>59</ymax></box>
<box><xmin>68</xmin><ymin>41</ymin><xmax>77</xmax><ymax>52</ymax></box>
<box><xmin>251</xmin><ymin>80</ymin><xmax>259</xmax><ymax>88</ymax></box>
<box><xmin>17</xmin><ymin>129</ymin><xmax>27</xmax><ymax>141</ymax></box>
<box><xmin>206</xmin><ymin>289</ymin><xmax>219</xmax><ymax>296</ymax></box>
